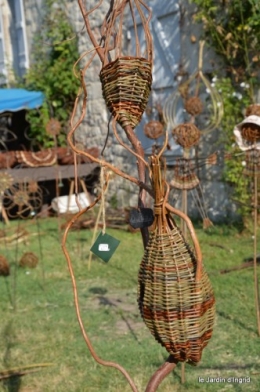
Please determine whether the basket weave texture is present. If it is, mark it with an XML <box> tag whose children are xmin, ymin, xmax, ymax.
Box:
<box><xmin>100</xmin><ymin>56</ymin><xmax>152</xmax><ymax>130</ymax></box>
<box><xmin>244</xmin><ymin>150</ymin><xmax>260</xmax><ymax>177</ymax></box>
<box><xmin>241</xmin><ymin>123</ymin><xmax>260</xmax><ymax>143</ymax></box>
<box><xmin>170</xmin><ymin>159</ymin><xmax>200</xmax><ymax>190</ymax></box>
<box><xmin>172</xmin><ymin>123</ymin><xmax>201</xmax><ymax>149</ymax></box>
<box><xmin>138</xmin><ymin>155</ymin><xmax>215</xmax><ymax>365</ymax></box>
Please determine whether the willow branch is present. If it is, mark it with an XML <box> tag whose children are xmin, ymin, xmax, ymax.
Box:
<box><xmin>78</xmin><ymin>0</ymin><xmax>105</xmax><ymax>62</ymax></box>
<box><xmin>145</xmin><ymin>356</ymin><xmax>178</xmax><ymax>392</ymax></box>
<box><xmin>123</xmin><ymin>123</ymin><xmax>150</xmax><ymax>248</ymax></box>
<box><xmin>62</xmin><ymin>185</ymin><xmax>138</xmax><ymax>392</ymax></box>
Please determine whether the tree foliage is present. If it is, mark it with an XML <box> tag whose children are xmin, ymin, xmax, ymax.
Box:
<box><xmin>191</xmin><ymin>0</ymin><xmax>260</xmax><ymax>214</ymax></box>
<box><xmin>21</xmin><ymin>0</ymin><xmax>80</xmax><ymax>147</ymax></box>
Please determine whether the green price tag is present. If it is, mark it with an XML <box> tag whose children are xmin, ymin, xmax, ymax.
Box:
<box><xmin>90</xmin><ymin>232</ymin><xmax>120</xmax><ymax>263</ymax></box>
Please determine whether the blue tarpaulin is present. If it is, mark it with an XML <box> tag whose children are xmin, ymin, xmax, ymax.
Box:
<box><xmin>0</xmin><ymin>89</ymin><xmax>44</xmax><ymax>113</ymax></box>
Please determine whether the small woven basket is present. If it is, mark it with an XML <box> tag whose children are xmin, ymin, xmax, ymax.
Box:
<box><xmin>244</xmin><ymin>150</ymin><xmax>260</xmax><ymax>177</ymax></box>
<box><xmin>241</xmin><ymin>123</ymin><xmax>260</xmax><ymax>143</ymax></box>
<box><xmin>170</xmin><ymin>159</ymin><xmax>200</xmax><ymax>190</ymax></box>
<box><xmin>138</xmin><ymin>155</ymin><xmax>215</xmax><ymax>365</ymax></box>
<box><xmin>100</xmin><ymin>56</ymin><xmax>152</xmax><ymax>130</ymax></box>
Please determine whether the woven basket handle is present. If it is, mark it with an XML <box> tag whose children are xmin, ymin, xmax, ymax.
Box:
<box><xmin>166</xmin><ymin>203</ymin><xmax>202</xmax><ymax>281</ymax></box>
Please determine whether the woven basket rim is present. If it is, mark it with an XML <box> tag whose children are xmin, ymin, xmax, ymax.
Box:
<box><xmin>101</xmin><ymin>56</ymin><xmax>152</xmax><ymax>69</ymax></box>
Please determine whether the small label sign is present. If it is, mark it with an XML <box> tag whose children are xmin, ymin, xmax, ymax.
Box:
<box><xmin>90</xmin><ymin>232</ymin><xmax>120</xmax><ymax>262</ymax></box>
<box><xmin>98</xmin><ymin>244</ymin><xmax>110</xmax><ymax>251</ymax></box>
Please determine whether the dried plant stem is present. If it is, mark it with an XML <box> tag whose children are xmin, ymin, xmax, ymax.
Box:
<box><xmin>77</xmin><ymin>0</ymin><xmax>105</xmax><ymax>63</ymax></box>
<box><xmin>68</xmin><ymin>72</ymin><xmax>153</xmax><ymax>198</ymax></box>
<box><xmin>253</xmin><ymin>171</ymin><xmax>260</xmax><ymax>336</ymax></box>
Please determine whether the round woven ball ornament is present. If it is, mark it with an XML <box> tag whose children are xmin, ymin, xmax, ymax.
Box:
<box><xmin>245</xmin><ymin>104</ymin><xmax>260</xmax><ymax>117</ymax></box>
<box><xmin>0</xmin><ymin>255</ymin><xmax>10</xmax><ymax>276</ymax></box>
<box><xmin>46</xmin><ymin>118</ymin><xmax>61</xmax><ymax>136</ymax></box>
<box><xmin>19</xmin><ymin>252</ymin><xmax>38</xmax><ymax>268</ymax></box>
<box><xmin>172</xmin><ymin>123</ymin><xmax>201</xmax><ymax>148</ymax></box>
<box><xmin>184</xmin><ymin>96</ymin><xmax>203</xmax><ymax>116</ymax></box>
<box><xmin>100</xmin><ymin>56</ymin><xmax>152</xmax><ymax>130</ymax></box>
<box><xmin>241</xmin><ymin>123</ymin><xmax>260</xmax><ymax>143</ymax></box>
<box><xmin>144</xmin><ymin>121</ymin><xmax>164</xmax><ymax>139</ymax></box>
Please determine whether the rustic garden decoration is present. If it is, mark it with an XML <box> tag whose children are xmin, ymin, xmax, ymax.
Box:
<box><xmin>0</xmin><ymin>255</ymin><xmax>10</xmax><ymax>277</ymax></box>
<box><xmin>138</xmin><ymin>152</ymin><xmax>215</xmax><ymax>365</ymax></box>
<box><xmin>172</xmin><ymin>123</ymin><xmax>201</xmax><ymax>149</ymax></box>
<box><xmin>163</xmin><ymin>41</ymin><xmax>223</xmax><ymax>134</ymax></box>
<box><xmin>161</xmin><ymin>41</ymin><xmax>221</xmax><ymax>235</ymax></box>
<box><xmin>19</xmin><ymin>252</ymin><xmax>39</xmax><ymax>268</ymax></box>
<box><xmin>144</xmin><ymin>120</ymin><xmax>164</xmax><ymax>140</ymax></box>
<box><xmin>233</xmin><ymin>114</ymin><xmax>260</xmax><ymax>336</ymax></box>
<box><xmin>3</xmin><ymin>180</ymin><xmax>43</xmax><ymax>219</ymax></box>
<box><xmin>62</xmin><ymin>1</ymin><xmax>216</xmax><ymax>391</ymax></box>
<box><xmin>0</xmin><ymin>172</ymin><xmax>14</xmax><ymax>224</ymax></box>
<box><xmin>169</xmin><ymin>122</ymin><xmax>215</xmax><ymax>230</ymax></box>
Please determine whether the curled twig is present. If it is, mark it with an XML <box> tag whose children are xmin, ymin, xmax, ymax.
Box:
<box><xmin>62</xmin><ymin>178</ymin><xmax>138</xmax><ymax>392</ymax></box>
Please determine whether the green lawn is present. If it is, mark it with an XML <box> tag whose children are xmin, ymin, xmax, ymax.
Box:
<box><xmin>0</xmin><ymin>217</ymin><xmax>259</xmax><ymax>391</ymax></box>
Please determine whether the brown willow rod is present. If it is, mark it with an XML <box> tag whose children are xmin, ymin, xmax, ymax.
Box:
<box><xmin>145</xmin><ymin>356</ymin><xmax>178</xmax><ymax>392</ymax></box>
<box><xmin>68</xmin><ymin>70</ymin><xmax>153</xmax><ymax>197</ymax></box>
<box><xmin>62</xmin><ymin>189</ymin><xmax>138</xmax><ymax>392</ymax></box>
<box><xmin>77</xmin><ymin>0</ymin><xmax>105</xmax><ymax>62</ymax></box>
<box><xmin>253</xmin><ymin>163</ymin><xmax>260</xmax><ymax>336</ymax></box>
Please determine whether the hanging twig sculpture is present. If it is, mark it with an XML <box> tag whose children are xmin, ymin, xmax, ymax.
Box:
<box><xmin>161</xmin><ymin>42</ymin><xmax>222</xmax><ymax>232</ymax></box>
<box><xmin>163</xmin><ymin>40</ymin><xmax>223</xmax><ymax>134</ymax></box>
<box><xmin>62</xmin><ymin>1</ymin><xmax>216</xmax><ymax>391</ymax></box>
<box><xmin>233</xmin><ymin>111</ymin><xmax>260</xmax><ymax>336</ymax></box>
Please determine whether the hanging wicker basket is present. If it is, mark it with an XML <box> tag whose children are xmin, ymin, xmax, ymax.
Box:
<box><xmin>100</xmin><ymin>56</ymin><xmax>152</xmax><ymax>130</ymax></box>
<box><xmin>138</xmin><ymin>155</ymin><xmax>215</xmax><ymax>365</ymax></box>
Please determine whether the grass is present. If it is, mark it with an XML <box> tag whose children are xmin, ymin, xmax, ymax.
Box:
<box><xmin>0</xmin><ymin>216</ymin><xmax>259</xmax><ymax>391</ymax></box>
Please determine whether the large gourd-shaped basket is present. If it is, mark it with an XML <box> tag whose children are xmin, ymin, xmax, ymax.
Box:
<box><xmin>99</xmin><ymin>1</ymin><xmax>153</xmax><ymax>131</ymax></box>
<box><xmin>138</xmin><ymin>155</ymin><xmax>215</xmax><ymax>364</ymax></box>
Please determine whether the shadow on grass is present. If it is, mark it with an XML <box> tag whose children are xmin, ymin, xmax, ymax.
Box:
<box><xmin>1</xmin><ymin>320</ymin><xmax>22</xmax><ymax>392</ymax></box>
<box><xmin>96</xmin><ymin>295</ymin><xmax>140</xmax><ymax>343</ymax></box>
<box><xmin>198</xmin><ymin>363</ymin><xmax>260</xmax><ymax>371</ymax></box>
<box><xmin>217</xmin><ymin>310</ymin><xmax>257</xmax><ymax>334</ymax></box>
<box><xmin>2</xmin><ymin>375</ymin><xmax>22</xmax><ymax>392</ymax></box>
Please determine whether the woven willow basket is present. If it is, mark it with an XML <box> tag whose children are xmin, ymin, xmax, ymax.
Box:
<box><xmin>138</xmin><ymin>155</ymin><xmax>215</xmax><ymax>365</ymax></box>
<box><xmin>170</xmin><ymin>159</ymin><xmax>200</xmax><ymax>190</ymax></box>
<box><xmin>100</xmin><ymin>56</ymin><xmax>152</xmax><ymax>130</ymax></box>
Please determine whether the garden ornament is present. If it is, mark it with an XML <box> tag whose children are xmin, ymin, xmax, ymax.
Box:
<box><xmin>62</xmin><ymin>1</ymin><xmax>216</xmax><ymax>391</ymax></box>
<box><xmin>233</xmin><ymin>114</ymin><xmax>260</xmax><ymax>335</ymax></box>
